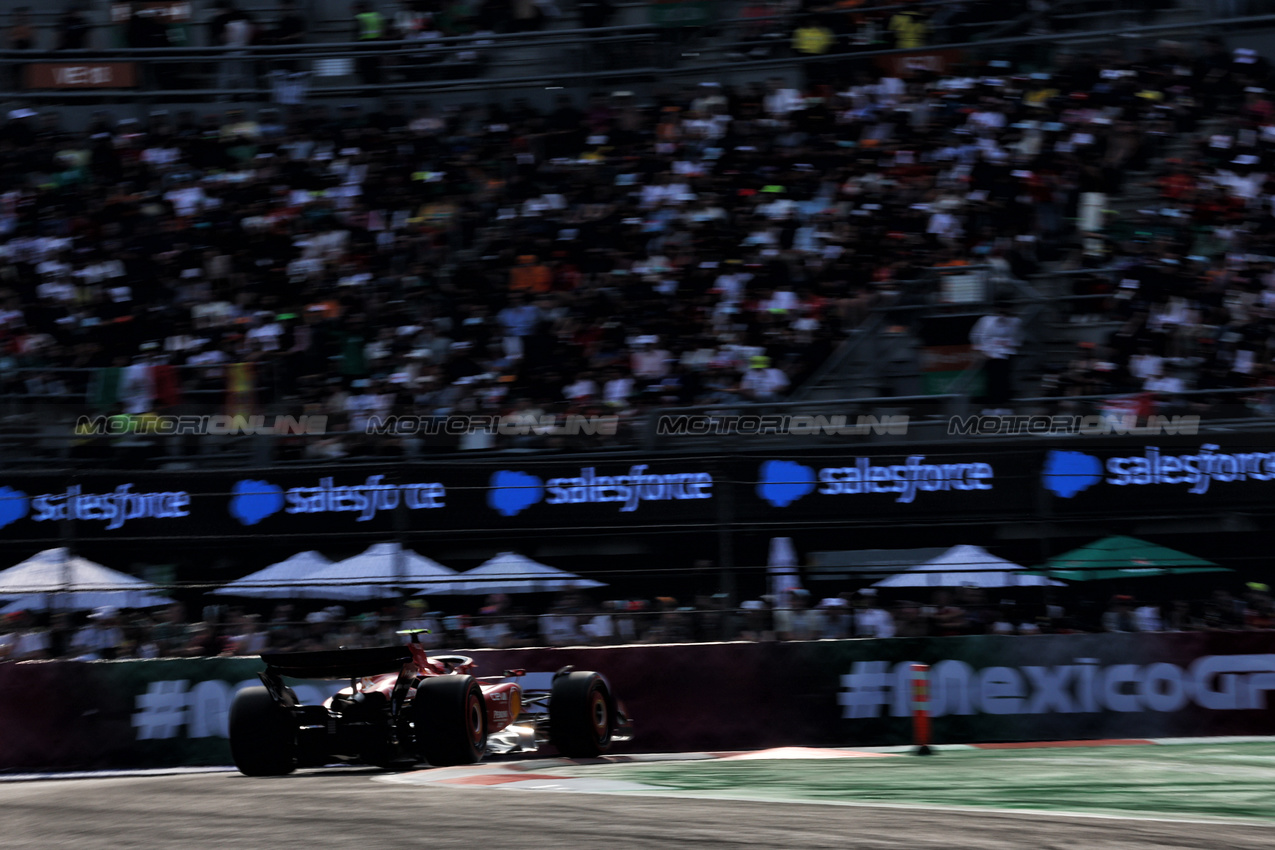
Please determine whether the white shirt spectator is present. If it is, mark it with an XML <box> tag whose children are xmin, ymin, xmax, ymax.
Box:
<box><xmin>564</xmin><ymin>378</ymin><xmax>597</xmax><ymax>400</ymax></box>
<box><xmin>927</xmin><ymin>211</ymin><xmax>964</xmax><ymax>240</ymax></box>
<box><xmin>631</xmin><ymin>347</ymin><xmax>671</xmax><ymax>379</ymax></box>
<box><xmin>1135</xmin><ymin>605</ymin><xmax>1163</xmax><ymax>632</ymax></box>
<box><xmin>1129</xmin><ymin>353</ymin><xmax>1164</xmax><ymax>380</ymax></box>
<box><xmin>1145</xmin><ymin>374</ymin><xmax>1185</xmax><ymax>394</ymax></box>
<box><xmin>541</xmin><ymin>612</ymin><xmax>580</xmax><ymax>645</ymax></box>
<box><xmin>741</xmin><ymin>366</ymin><xmax>789</xmax><ymax>399</ymax></box>
<box><xmin>165</xmin><ymin>185</ymin><xmax>207</xmax><ymax>217</ymax></box>
<box><xmin>604</xmin><ymin>376</ymin><xmax>634</xmax><ymax>404</ymax></box>
<box><xmin>36</xmin><ymin>280</ymin><xmax>75</xmax><ymax>303</ymax></box>
<box><xmin>246</xmin><ymin>322</ymin><xmax>283</xmax><ymax>351</ymax></box>
<box><xmin>14</xmin><ymin>628</ymin><xmax>50</xmax><ymax>660</ymax></box>
<box><xmin>764</xmin><ymin>87</ymin><xmax>805</xmax><ymax>117</ymax></box>
<box><xmin>853</xmin><ymin>606</ymin><xmax>896</xmax><ymax>638</ymax></box>
<box><xmin>774</xmin><ymin>607</ymin><xmax>824</xmax><ymax>640</ymax></box>
<box><xmin>970</xmin><ymin>314</ymin><xmax>1022</xmax><ymax>359</ymax></box>
<box><xmin>581</xmin><ymin>613</ymin><xmax>615</xmax><ymax>641</ymax></box>
<box><xmin>70</xmin><ymin>623</ymin><xmax>125</xmax><ymax>660</ymax></box>
<box><xmin>467</xmin><ymin>620</ymin><xmax>511</xmax><ymax>648</ymax></box>
<box><xmin>191</xmin><ymin>300</ymin><xmax>237</xmax><ymax>328</ymax></box>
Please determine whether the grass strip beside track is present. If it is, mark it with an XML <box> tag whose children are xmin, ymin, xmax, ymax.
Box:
<box><xmin>547</xmin><ymin>743</ymin><xmax>1275</xmax><ymax>822</ymax></box>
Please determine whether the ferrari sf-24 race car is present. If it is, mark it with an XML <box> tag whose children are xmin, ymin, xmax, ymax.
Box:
<box><xmin>228</xmin><ymin>631</ymin><xmax>633</xmax><ymax>776</ymax></box>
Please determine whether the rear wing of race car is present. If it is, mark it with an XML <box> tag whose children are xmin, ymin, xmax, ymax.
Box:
<box><xmin>260</xmin><ymin>646</ymin><xmax>414</xmax><ymax>680</ymax></box>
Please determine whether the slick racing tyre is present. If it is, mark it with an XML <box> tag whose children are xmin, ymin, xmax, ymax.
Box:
<box><xmin>229</xmin><ymin>686</ymin><xmax>298</xmax><ymax>776</ymax></box>
<box><xmin>413</xmin><ymin>675</ymin><xmax>486</xmax><ymax>766</ymax></box>
<box><xmin>549</xmin><ymin>671</ymin><xmax>614</xmax><ymax>758</ymax></box>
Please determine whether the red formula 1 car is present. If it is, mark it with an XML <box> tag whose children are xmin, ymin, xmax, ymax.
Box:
<box><xmin>228</xmin><ymin>632</ymin><xmax>633</xmax><ymax>776</ymax></box>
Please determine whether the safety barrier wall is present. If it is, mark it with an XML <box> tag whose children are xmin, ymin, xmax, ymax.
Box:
<box><xmin>3</xmin><ymin>632</ymin><xmax>1273</xmax><ymax>770</ymax></box>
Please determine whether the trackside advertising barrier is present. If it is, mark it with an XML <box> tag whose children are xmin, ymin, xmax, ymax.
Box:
<box><xmin>1</xmin><ymin>440</ymin><xmax>1274</xmax><ymax>543</ymax></box>
<box><xmin>2</xmin><ymin>633</ymin><xmax>1273</xmax><ymax>770</ymax></box>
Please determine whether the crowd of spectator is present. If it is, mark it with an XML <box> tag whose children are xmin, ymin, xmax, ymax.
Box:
<box><xmin>3</xmin><ymin>28</ymin><xmax>1275</xmax><ymax>459</ymax></box>
<box><xmin>1040</xmin><ymin>40</ymin><xmax>1275</xmax><ymax>415</ymax></box>
<box><xmin>2</xmin><ymin>581</ymin><xmax>1272</xmax><ymax>660</ymax></box>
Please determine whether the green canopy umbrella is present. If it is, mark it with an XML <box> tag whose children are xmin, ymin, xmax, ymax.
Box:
<box><xmin>1028</xmin><ymin>536</ymin><xmax>1230</xmax><ymax>582</ymax></box>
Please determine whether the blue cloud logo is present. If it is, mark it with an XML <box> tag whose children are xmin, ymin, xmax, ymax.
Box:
<box><xmin>757</xmin><ymin>460</ymin><xmax>816</xmax><ymax>508</ymax></box>
<box><xmin>488</xmin><ymin>470</ymin><xmax>544</xmax><ymax>517</ymax></box>
<box><xmin>0</xmin><ymin>486</ymin><xmax>29</xmax><ymax>529</ymax></box>
<box><xmin>229</xmin><ymin>479</ymin><xmax>284</xmax><ymax>526</ymax></box>
<box><xmin>1041</xmin><ymin>450</ymin><xmax>1103</xmax><ymax>498</ymax></box>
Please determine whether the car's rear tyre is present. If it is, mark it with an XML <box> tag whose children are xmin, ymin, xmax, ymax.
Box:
<box><xmin>229</xmin><ymin>686</ymin><xmax>297</xmax><ymax>776</ymax></box>
<box><xmin>413</xmin><ymin>675</ymin><xmax>486</xmax><ymax>766</ymax></box>
<box><xmin>550</xmin><ymin>671</ymin><xmax>614</xmax><ymax>758</ymax></box>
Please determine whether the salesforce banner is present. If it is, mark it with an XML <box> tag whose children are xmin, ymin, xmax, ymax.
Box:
<box><xmin>0</xmin><ymin>460</ymin><xmax>729</xmax><ymax>542</ymax></box>
<box><xmin>1041</xmin><ymin>443</ymin><xmax>1275</xmax><ymax>513</ymax></box>
<box><xmin>736</xmin><ymin>450</ymin><xmax>1037</xmax><ymax>522</ymax></box>
<box><xmin>2</xmin><ymin>442</ymin><xmax>1274</xmax><ymax>542</ymax></box>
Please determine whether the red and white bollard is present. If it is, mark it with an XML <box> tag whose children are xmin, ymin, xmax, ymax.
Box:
<box><xmin>911</xmin><ymin>662</ymin><xmax>933</xmax><ymax>756</ymax></box>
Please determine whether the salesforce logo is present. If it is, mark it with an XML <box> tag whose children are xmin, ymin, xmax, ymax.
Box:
<box><xmin>1041</xmin><ymin>450</ymin><xmax>1103</xmax><ymax>498</ymax></box>
<box><xmin>229</xmin><ymin>475</ymin><xmax>446</xmax><ymax>525</ymax></box>
<box><xmin>229</xmin><ymin>480</ymin><xmax>284</xmax><ymax>526</ymax></box>
<box><xmin>1043</xmin><ymin>445</ymin><xmax>1275</xmax><ymax>498</ymax></box>
<box><xmin>488</xmin><ymin>470</ymin><xmax>544</xmax><ymax>517</ymax></box>
<box><xmin>758</xmin><ymin>456</ymin><xmax>994</xmax><ymax>507</ymax></box>
<box><xmin>0</xmin><ymin>485</ymin><xmax>29</xmax><ymax>530</ymax></box>
<box><xmin>488</xmin><ymin>465</ymin><xmax>713</xmax><ymax>516</ymax></box>
<box><xmin>757</xmin><ymin>460</ymin><xmax>815</xmax><ymax>507</ymax></box>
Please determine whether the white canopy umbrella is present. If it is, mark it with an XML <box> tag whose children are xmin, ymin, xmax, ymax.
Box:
<box><xmin>209</xmin><ymin>550</ymin><xmax>336</xmax><ymax>599</ymax></box>
<box><xmin>416</xmin><ymin>552</ymin><xmax>605</xmax><ymax>595</ymax></box>
<box><xmin>871</xmin><ymin>545</ymin><xmax>1065</xmax><ymax>588</ymax></box>
<box><xmin>0</xmin><ymin>547</ymin><xmax>176</xmax><ymax>612</ymax></box>
<box><xmin>307</xmin><ymin>542</ymin><xmax>459</xmax><ymax>601</ymax></box>
<box><xmin>767</xmin><ymin>537</ymin><xmax>801</xmax><ymax>608</ymax></box>
<box><xmin>1</xmin><ymin>590</ymin><xmax>175</xmax><ymax>614</ymax></box>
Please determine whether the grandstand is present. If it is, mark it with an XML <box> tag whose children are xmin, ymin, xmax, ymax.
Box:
<box><xmin>0</xmin><ymin>1</ymin><xmax>1273</xmax><ymax>466</ymax></box>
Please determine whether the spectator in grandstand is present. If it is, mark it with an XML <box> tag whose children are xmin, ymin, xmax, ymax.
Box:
<box><xmin>1101</xmin><ymin>595</ymin><xmax>1140</xmax><ymax>633</ymax></box>
<box><xmin>0</xmin><ymin>613</ymin><xmax>17</xmax><ymax>661</ymax></box>
<box><xmin>928</xmin><ymin>591</ymin><xmax>967</xmax><ymax>637</ymax></box>
<box><xmin>774</xmin><ymin>588</ymin><xmax>822</xmax><ymax>640</ymax></box>
<box><xmin>739</xmin><ymin>354</ymin><xmax>791</xmax><ymax>402</ymax></box>
<box><xmin>7</xmin><ymin>6</ymin><xmax>35</xmax><ymax>50</ymax></box>
<box><xmin>69</xmin><ymin>606</ymin><xmax>127</xmax><ymax>660</ymax></box>
<box><xmin>209</xmin><ymin>0</ymin><xmax>257</xmax><ymax>96</ymax></box>
<box><xmin>6</xmin><ymin>6</ymin><xmax>35</xmax><ymax>88</ymax></box>
<box><xmin>267</xmin><ymin>0</ymin><xmax>307</xmax><ymax>72</ymax></box>
<box><xmin>970</xmin><ymin>302</ymin><xmax>1022</xmax><ymax>415</ymax></box>
<box><xmin>887</xmin><ymin>3</ymin><xmax>928</xmax><ymax>50</ymax></box>
<box><xmin>224</xmin><ymin>613</ymin><xmax>268</xmax><ymax>655</ymax></box>
<box><xmin>55</xmin><ymin>3</ymin><xmax>92</xmax><ymax>50</ymax></box>
<box><xmin>790</xmin><ymin>16</ymin><xmax>835</xmax><ymax>87</ymax></box>
<box><xmin>7</xmin><ymin>610</ymin><xmax>50</xmax><ymax>660</ymax></box>
<box><xmin>850</xmin><ymin>588</ymin><xmax>895</xmax><ymax>638</ymax></box>
<box><xmin>540</xmin><ymin>596</ymin><xmax>581</xmax><ymax>645</ymax></box>
<box><xmin>352</xmin><ymin>0</ymin><xmax>386</xmax><ymax>86</ymax></box>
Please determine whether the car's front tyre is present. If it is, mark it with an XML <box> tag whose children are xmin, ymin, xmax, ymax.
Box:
<box><xmin>549</xmin><ymin>671</ymin><xmax>614</xmax><ymax>758</ymax></box>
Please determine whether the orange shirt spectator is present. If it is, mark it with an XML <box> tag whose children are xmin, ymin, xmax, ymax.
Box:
<box><xmin>510</xmin><ymin>255</ymin><xmax>552</xmax><ymax>293</ymax></box>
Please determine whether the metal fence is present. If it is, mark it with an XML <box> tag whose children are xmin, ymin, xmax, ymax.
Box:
<box><xmin>2</xmin><ymin>8</ymin><xmax>1269</xmax><ymax>102</ymax></box>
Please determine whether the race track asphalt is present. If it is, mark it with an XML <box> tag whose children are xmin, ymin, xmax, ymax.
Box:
<box><xmin>0</xmin><ymin>769</ymin><xmax>1269</xmax><ymax>850</ymax></box>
